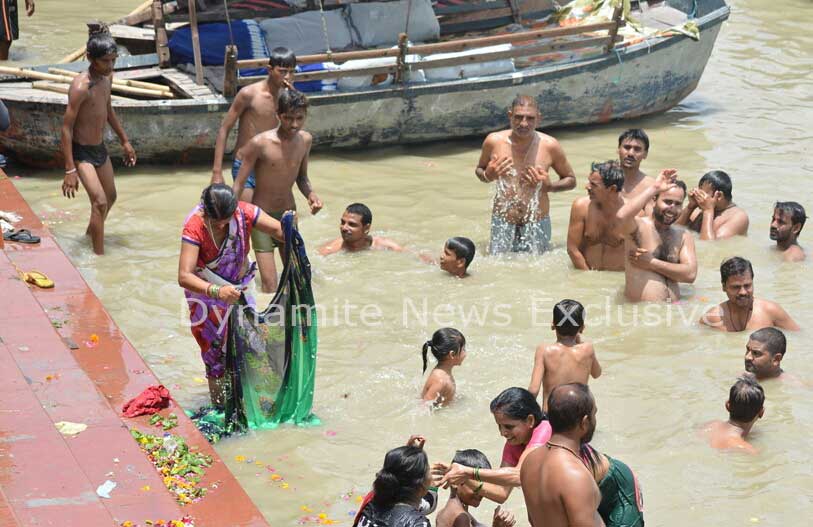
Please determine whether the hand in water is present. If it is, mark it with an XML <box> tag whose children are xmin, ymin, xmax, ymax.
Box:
<box><xmin>654</xmin><ymin>168</ymin><xmax>678</xmax><ymax>192</ymax></box>
<box><xmin>524</xmin><ymin>165</ymin><xmax>550</xmax><ymax>190</ymax></box>
<box><xmin>628</xmin><ymin>247</ymin><xmax>654</xmax><ymax>270</ymax></box>
<box><xmin>122</xmin><ymin>141</ymin><xmax>137</xmax><ymax>167</ymax></box>
<box><xmin>493</xmin><ymin>506</ymin><xmax>516</xmax><ymax>527</ymax></box>
<box><xmin>485</xmin><ymin>155</ymin><xmax>514</xmax><ymax>181</ymax></box>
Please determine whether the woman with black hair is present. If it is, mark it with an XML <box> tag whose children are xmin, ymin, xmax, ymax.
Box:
<box><xmin>354</xmin><ymin>436</ymin><xmax>438</xmax><ymax>527</ymax></box>
<box><xmin>178</xmin><ymin>183</ymin><xmax>287</xmax><ymax>405</ymax></box>
<box><xmin>436</xmin><ymin>387</ymin><xmax>551</xmax><ymax>504</ymax></box>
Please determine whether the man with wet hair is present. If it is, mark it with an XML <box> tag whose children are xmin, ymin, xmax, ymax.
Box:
<box><xmin>744</xmin><ymin>327</ymin><xmax>787</xmax><ymax>380</ymax></box>
<box><xmin>616</xmin><ymin>170</ymin><xmax>698</xmax><ymax>302</ymax></box>
<box><xmin>770</xmin><ymin>201</ymin><xmax>806</xmax><ymax>262</ymax></box>
<box><xmin>567</xmin><ymin>160</ymin><xmax>627</xmax><ymax>271</ymax></box>
<box><xmin>212</xmin><ymin>47</ymin><xmax>296</xmax><ymax>202</ymax></box>
<box><xmin>700</xmin><ymin>256</ymin><xmax>799</xmax><ymax>332</ymax></box>
<box><xmin>475</xmin><ymin>95</ymin><xmax>576</xmax><ymax>255</ymax></box>
<box><xmin>61</xmin><ymin>24</ymin><xmax>136</xmax><ymax>255</ymax></box>
<box><xmin>319</xmin><ymin>203</ymin><xmax>403</xmax><ymax>255</ymax></box>
<box><xmin>677</xmin><ymin>170</ymin><xmax>749</xmax><ymax>239</ymax></box>
<box><xmin>234</xmin><ymin>89</ymin><xmax>322</xmax><ymax>292</ymax></box>
<box><xmin>521</xmin><ymin>383</ymin><xmax>603</xmax><ymax>527</ymax></box>
<box><xmin>0</xmin><ymin>0</ymin><xmax>34</xmax><ymax>60</ymax></box>
<box><xmin>440</xmin><ymin>237</ymin><xmax>476</xmax><ymax>278</ymax></box>
<box><xmin>617</xmin><ymin>129</ymin><xmax>655</xmax><ymax>215</ymax></box>
<box><xmin>703</xmin><ymin>375</ymin><xmax>765</xmax><ymax>454</ymax></box>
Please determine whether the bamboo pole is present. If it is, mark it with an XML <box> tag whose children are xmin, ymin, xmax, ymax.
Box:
<box><xmin>0</xmin><ymin>66</ymin><xmax>174</xmax><ymax>98</ymax></box>
<box><xmin>59</xmin><ymin>0</ymin><xmax>155</xmax><ymax>63</ymax></box>
<box><xmin>47</xmin><ymin>67</ymin><xmax>173</xmax><ymax>94</ymax></box>
<box><xmin>32</xmin><ymin>81</ymin><xmax>135</xmax><ymax>101</ymax></box>
<box><xmin>236</xmin><ymin>21</ymin><xmax>618</xmax><ymax>69</ymax></box>
<box><xmin>187</xmin><ymin>0</ymin><xmax>204</xmax><ymax>85</ymax></box>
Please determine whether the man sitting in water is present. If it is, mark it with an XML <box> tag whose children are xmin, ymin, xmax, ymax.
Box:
<box><xmin>770</xmin><ymin>201</ymin><xmax>806</xmax><ymax>262</ymax></box>
<box><xmin>319</xmin><ymin>203</ymin><xmax>403</xmax><ymax>255</ymax></box>
<box><xmin>528</xmin><ymin>299</ymin><xmax>601</xmax><ymax>411</ymax></box>
<box><xmin>233</xmin><ymin>89</ymin><xmax>323</xmax><ymax>293</ymax></box>
<box><xmin>677</xmin><ymin>170</ymin><xmax>749</xmax><ymax>239</ymax></box>
<box><xmin>567</xmin><ymin>161</ymin><xmax>627</xmax><ymax>271</ymax></box>
<box><xmin>475</xmin><ymin>95</ymin><xmax>576</xmax><ymax>255</ymax></box>
<box><xmin>617</xmin><ymin>129</ymin><xmax>656</xmax><ymax>216</ymax></box>
<box><xmin>616</xmin><ymin>170</ymin><xmax>698</xmax><ymax>302</ymax></box>
<box><xmin>700</xmin><ymin>256</ymin><xmax>799</xmax><ymax>332</ymax></box>
<box><xmin>439</xmin><ymin>237</ymin><xmax>475</xmax><ymax>278</ymax></box>
<box><xmin>211</xmin><ymin>47</ymin><xmax>296</xmax><ymax>202</ymax></box>
<box><xmin>703</xmin><ymin>375</ymin><xmax>764</xmax><ymax>455</ymax></box>
<box><xmin>744</xmin><ymin>327</ymin><xmax>788</xmax><ymax>381</ymax></box>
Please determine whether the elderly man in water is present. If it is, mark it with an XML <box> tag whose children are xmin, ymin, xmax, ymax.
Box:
<box><xmin>703</xmin><ymin>375</ymin><xmax>764</xmax><ymax>455</ymax></box>
<box><xmin>770</xmin><ymin>201</ymin><xmax>806</xmax><ymax>262</ymax></box>
<box><xmin>475</xmin><ymin>95</ymin><xmax>576</xmax><ymax>255</ymax></box>
<box><xmin>677</xmin><ymin>170</ymin><xmax>749</xmax><ymax>239</ymax></box>
<box><xmin>319</xmin><ymin>203</ymin><xmax>403</xmax><ymax>255</ymax></box>
<box><xmin>615</xmin><ymin>170</ymin><xmax>697</xmax><ymax>302</ymax></box>
<box><xmin>700</xmin><ymin>256</ymin><xmax>799</xmax><ymax>332</ymax></box>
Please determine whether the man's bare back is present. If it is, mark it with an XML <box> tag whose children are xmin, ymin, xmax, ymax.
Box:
<box><xmin>529</xmin><ymin>341</ymin><xmax>601</xmax><ymax>411</ymax></box>
<box><xmin>702</xmin><ymin>421</ymin><xmax>758</xmax><ymax>454</ymax></box>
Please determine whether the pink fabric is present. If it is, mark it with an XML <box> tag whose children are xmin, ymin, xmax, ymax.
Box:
<box><xmin>501</xmin><ymin>421</ymin><xmax>552</xmax><ymax>467</ymax></box>
<box><xmin>121</xmin><ymin>385</ymin><xmax>171</xmax><ymax>417</ymax></box>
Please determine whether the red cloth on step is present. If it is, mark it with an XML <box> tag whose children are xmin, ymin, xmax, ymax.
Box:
<box><xmin>122</xmin><ymin>385</ymin><xmax>171</xmax><ymax>417</ymax></box>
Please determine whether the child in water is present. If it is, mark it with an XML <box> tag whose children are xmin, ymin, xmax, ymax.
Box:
<box><xmin>439</xmin><ymin>237</ymin><xmax>476</xmax><ymax>278</ymax></box>
<box><xmin>421</xmin><ymin>328</ymin><xmax>466</xmax><ymax>407</ymax></box>
<box><xmin>528</xmin><ymin>299</ymin><xmax>601</xmax><ymax>411</ymax></box>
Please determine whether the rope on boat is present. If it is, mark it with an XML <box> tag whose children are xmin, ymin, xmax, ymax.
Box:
<box><xmin>318</xmin><ymin>0</ymin><xmax>333</xmax><ymax>60</ymax></box>
<box><xmin>223</xmin><ymin>0</ymin><xmax>236</xmax><ymax>48</ymax></box>
<box><xmin>612</xmin><ymin>47</ymin><xmax>624</xmax><ymax>84</ymax></box>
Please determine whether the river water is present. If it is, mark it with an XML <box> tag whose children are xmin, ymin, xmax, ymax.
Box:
<box><xmin>8</xmin><ymin>0</ymin><xmax>813</xmax><ymax>525</ymax></box>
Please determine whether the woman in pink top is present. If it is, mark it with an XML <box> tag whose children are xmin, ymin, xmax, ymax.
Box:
<box><xmin>436</xmin><ymin>387</ymin><xmax>551</xmax><ymax>504</ymax></box>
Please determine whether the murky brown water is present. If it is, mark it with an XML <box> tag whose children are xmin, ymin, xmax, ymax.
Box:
<box><xmin>9</xmin><ymin>0</ymin><xmax>813</xmax><ymax>524</ymax></box>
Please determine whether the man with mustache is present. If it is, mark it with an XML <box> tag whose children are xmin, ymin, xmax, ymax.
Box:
<box><xmin>318</xmin><ymin>203</ymin><xmax>403</xmax><ymax>255</ymax></box>
<box><xmin>617</xmin><ymin>129</ymin><xmax>655</xmax><ymax>216</ymax></box>
<box><xmin>475</xmin><ymin>95</ymin><xmax>576</xmax><ymax>255</ymax></box>
<box><xmin>521</xmin><ymin>383</ymin><xmax>603</xmax><ymax>527</ymax></box>
<box><xmin>700</xmin><ymin>257</ymin><xmax>799</xmax><ymax>332</ymax></box>
<box><xmin>770</xmin><ymin>201</ymin><xmax>806</xmax><ymax>262</ymax></box>
<box><xmin>615</xmin><ymin>171</ymin><xmax>698</xmax><ymax>302</ymax></box>
<box><xmin>744</xmin><ymin>327</ymin><xmax>787</xmax><ymax>380</ymax></box>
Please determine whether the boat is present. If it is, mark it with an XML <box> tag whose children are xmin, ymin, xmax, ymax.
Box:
<box><xmin>0</xmin><ymin>0</ymin><xmax>730</xmax><ymax>167</ymax></box>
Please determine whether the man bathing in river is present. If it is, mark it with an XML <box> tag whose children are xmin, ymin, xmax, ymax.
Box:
<box><xmin>617</xmin><ymin>129</ymin><xmax>656</xmax><ymax>216</ymax></box>
<box><xmin>703</xmin><ymin>375</ymin><xmax>764</xmax><ymax>455</ymax></box>
<box><xmin>475</xmin><ymin>95</ymin><xmax>576</xmax><ymax>255</ymax></box>
<box><xmin>212</xmin><ymin>47</ymin><xmax>295</xmax><ymax>202</ymax></box>
<box><xmin>319</xmin><ymin>203</ymin><xmax>403</xmax><ymax>255</ymax></box>
<box><xmin>770</xmin><ymin>201</ymin><xmax>806</xmax><ymax>262</ymax></box>
<box><xmin>616</xmin><ymin>170</ymin><xmax>697</xmax><ymax>302</ymax></box>
<box><xmin>233</xmin><ymin>89</ymin><xmax>323</xmax><ymax>293</ymax></box>
<box><xmin>744</xmin><ymin>327</ymin><xmax>788</xmax><ymax>381</ymax></box>
<box><xmin>700</xmin><ymin>256</ymin><xmax>798</xmax><ymax>332</ymax></box>
<box><xmin>61</xmin><ymin>25</ymin><xmax>136</xmax><ymax>256</ymax></box>
<box><xmin>567</xmin><ymin>161</ymin><xmax>627</xmax><ymax>271</ymax></box>
<box><xmin>677</xmin><ymin>170</ymin><xmax>749</xmax><ymax>239</ymax></box>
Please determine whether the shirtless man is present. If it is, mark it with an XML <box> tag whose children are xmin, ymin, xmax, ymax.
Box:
<box><xmin>616</xmin><ymin>171</ymin><xmax>697</xmax><ymax>302</ymax></box>
<box><xmin>617</xmin><ymin>129</ymin><xmax>655</xmax><ymax>216</ymax></box>
<box><xmin>677</xmin><ymin>170</ymin><xmax>749</xmax><ymax>239</ymax></box>
<box><xmin>233</xmin><ymin>89</ymin><xmax>322</xmax><ymax>292</ymax></box>
<box><xmin>703</xmin><ymin>375</ymin><xmax>764</xmax><ymax>455</ymax></box>
<box><xmin>521</xmin><ymin>383</ymin><xmax>604</xmax><ymax>527</ymax></box>
<box><xmin>475</xmin><ymin>95</ymin><xmax>576</xmax><ymax>255</ymax></box>
<box><xmin>700</xmin><ymin>256</ymin><xmax>799</xmax><ymax>332</ymax></box>
<box><xmin>528</xmin><ymin>299</ymin><xmax>601</xmax><ymax>410</ymax></box>
<box><xmin>770</xmin><ymin>201</ymin><xmax>806</xmax><ymax>262</ymax></box>
<box><xmin>319</xmin><ymin>203</ymin><xmax>403</xmax><ymax>255</ymax></box>
<box><xmin>211</xmin><ymin>47</ymin><xmax>295</xmax><ymax>202</ymax></box>
<box><xmin>61</xmin><ymin>25</ymin><xmax>136</xmax><ymax>255</ymax></box>
<box><xmin>567</xmin><ymin>161</ymin><xmax>626</xmax><ymax>271</ymax></box>
<box><xmin>744</xmin><ymin>327</ymin><xmax>787</xmax><ymax>381</ymax></box>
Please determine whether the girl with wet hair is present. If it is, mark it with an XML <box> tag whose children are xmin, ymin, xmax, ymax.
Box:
<box><xmin>421</xmin><ymin>328</ymin><xmax>467</xmax><ymax>408</ymax></box>
<box><xmin>178</xmin><ymin>184</ymin><xmax>289</xmax><ymax>405</ymax></box>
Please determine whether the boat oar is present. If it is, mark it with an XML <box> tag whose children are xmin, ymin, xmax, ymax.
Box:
<box><xmin>0</xmin><ymin>66</ymin><xmax>174</xmax><ymax>98</ymax></box>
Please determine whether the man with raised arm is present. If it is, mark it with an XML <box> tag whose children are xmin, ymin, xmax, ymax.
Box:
<box><xmin>700</xmin><ymin>257</ymin><xmax>799</xmax><ymax>332</ymax></box>
<box><xmin>211</xmin><ymin>47</ymin><xmax>295</xmax><ymax>202</ymax></box>
<box><xmin>615</xmin><ymin>170</ymin><xmax>697</xmax><ymax>302</ymax></box>
<box><xmin>475</xmin><ymin>95</ymin><xmax>576</xmax><ymax>255</ymax></box>
<box><xmin>61</xmin><ymin>25</ymin><xmax>136</xmax><ymax>255</ymax></box>
<box><xmin>521</xmin><ymin>383</ymin><xmax>604</xmax><ymax>527</ymax></box>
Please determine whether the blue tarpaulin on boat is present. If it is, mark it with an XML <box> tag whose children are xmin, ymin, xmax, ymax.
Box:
<box><xmin>169</xmin><ymin>20</ymin><xmax>268</xmax><ymax>76</ymax></box>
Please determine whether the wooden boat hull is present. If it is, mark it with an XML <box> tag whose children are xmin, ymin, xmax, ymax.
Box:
<box><xmin>0</xmin><ymin>0</ymin><xmax>728</xmax><ymax>167</ymax></box>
